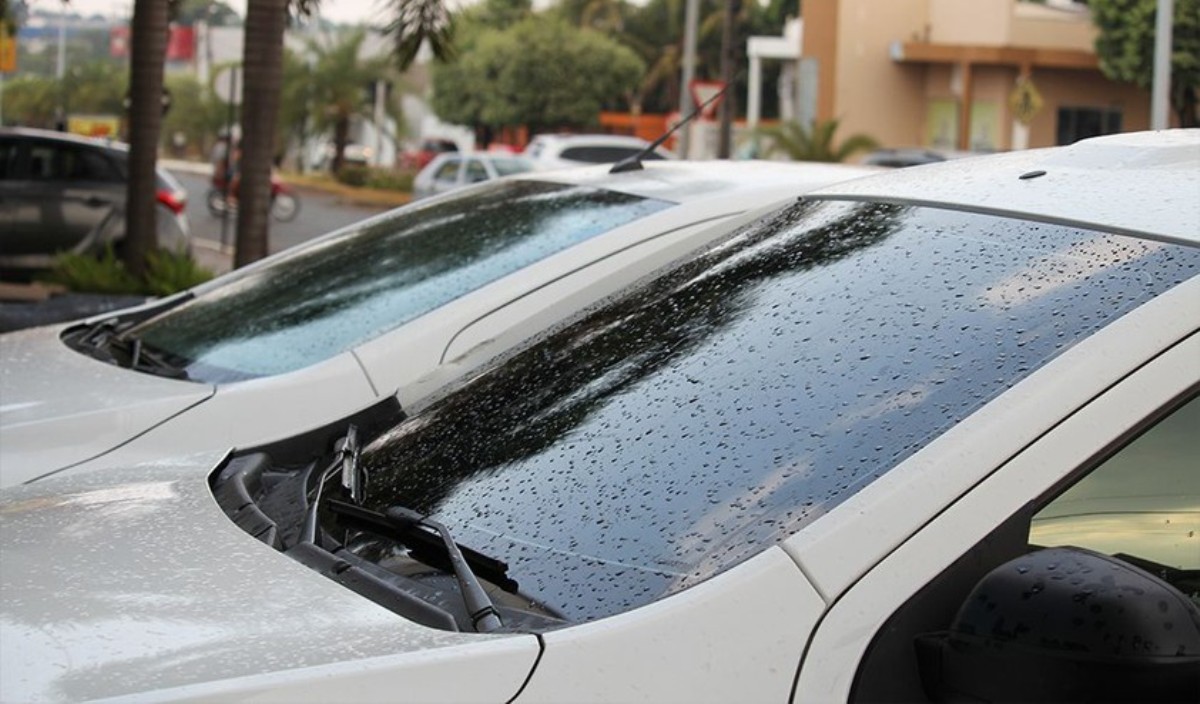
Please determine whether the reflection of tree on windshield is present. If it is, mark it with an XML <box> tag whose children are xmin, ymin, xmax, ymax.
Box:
<box><xmin>361</xmin><ymin>202</ymin><xmax>903</xmax><ymax>528</ymax></box>
<box><xmin>132</xmin><ymin>181</ymin><xmax>668</xmax><ymax>381</ymax></box>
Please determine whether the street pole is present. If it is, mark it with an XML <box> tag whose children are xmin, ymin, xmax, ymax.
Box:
<box><xmin>678</xmin><ymin>0</ymin><xmax>699</xmax><ymax>159</ymax></box>
<box><xmin>717</xmin><ymin>0</ymin><xmax>741</xmax><ymax>158</ymax></box>
<box><xmin>1151</xmin><ymin>0</ymin><xmax>1173</xmax><ymax>130</ymax></box>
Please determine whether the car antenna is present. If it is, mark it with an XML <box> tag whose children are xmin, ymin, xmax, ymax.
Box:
<box><xmin>609</xmin><ymin>82</ymin><xmax>732</xmax><ymax>174</ymax></box>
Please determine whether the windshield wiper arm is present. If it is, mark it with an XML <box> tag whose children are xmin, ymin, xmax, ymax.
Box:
<box><xmin>109</xmin><ymin>334</ymin><xmax>189</xmax><ymax>379</ymax></box>
<box><xmin>329</xmin><ymin>499</ymin><xmax>508</xmax><ymax>633</ymax></box>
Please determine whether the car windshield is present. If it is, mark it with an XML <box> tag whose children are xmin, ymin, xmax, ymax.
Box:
<box><xmin>491</xmin><ymin>157</ymin><xmax>533</xmax><ymax>176</ymax></box>
<box><xmin>127</xmin><ymin>180</ymin><xmax>671</xmax><ymax>382</ymax></box>
<box><xmin>345</xmin><ymin>199</ymin><xmax>1199</xmax><ymax>625</ymax></box>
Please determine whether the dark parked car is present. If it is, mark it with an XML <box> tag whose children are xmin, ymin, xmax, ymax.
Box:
<box><xmin>0</xmin><ymin>127</ymin><xmax>190</xmax><ymax>270</ymax></box>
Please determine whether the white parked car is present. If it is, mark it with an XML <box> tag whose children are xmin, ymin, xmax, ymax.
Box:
<box><xmin>522</xmin><ymin>133</ymin><xmax>673</xmax><ymax>170</ymax></box>
<box><xmin>2</xmin><ymin>130</ymin><xmax>1197</xmax><ymax>703</ymax></box>
<box><xmin>0</xmin><ymin>160</ymin><xmax>877</xmax><ymax>488</ymax></box>
<box><xmin>411</xmin><ymin>152</ymin><xmax>534</xmax><ymax>199</ymax></box>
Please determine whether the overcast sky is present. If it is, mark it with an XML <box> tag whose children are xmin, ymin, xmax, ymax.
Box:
<box><xmin>26</xmin><ymin>0</ymin><xmax>384</xmax><ymax>25</ymax></box>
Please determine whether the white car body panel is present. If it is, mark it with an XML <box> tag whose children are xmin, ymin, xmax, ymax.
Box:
<box><xmin>514</xmin><ymin>548</ymin><xmax>823</xmax><ymax>704</ymax></box>
<box><xmin>58</xmin><ymin>352</ymin><xmax>378</xmax><ymax>483</ymax></box>
<box><xmin>3</xmin><ymin>131</ymin><xmax>1197</xmax><ymax>702</ymax></box>
<box><xmin>0</xmin><ymin>326</ymin><xmax>214</xmax><ymax>481</ymax></box>
<box><xmin>781</xmin><ymin>275</ymin><xmax>1200</xmax><ymax>602</ymax></box>
<box><xmin>0</xmin><ymin>454</ymin><xmax>538</xmax><ymax>704</ymax></box>
<box><xmin>792</xmin><ymin>330</ymin><xmax>1199</xmax><ymax>701</ymax></box>
<box><xmin>0</xmin><ymin>161</ymin><xmax>876</xmax><ymax>488</ymax></box>
<box><xmin>816</xmin><ymin>130</ymin><xmax>1200</xmax><ymax>243</ymax></box>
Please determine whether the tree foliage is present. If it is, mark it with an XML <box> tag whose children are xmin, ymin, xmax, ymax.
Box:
<box><xmin>1089</xmin><ymin>0</ymin><xmax>1199</xmax><ymax>126</ymax></box>
<box><xmin>757</xmin><ymin>119</ymin><xmax>878</xmax><ymax>162</ymax></box>
<box><xmin>431</xmin><ymin>16</ymin><xmax>644</xmax><ymax>133</ymax></box>
<box><xmin>291</xmin><ymin>29</ymin><xmax>403</xmax><ymax>172</ymax></box>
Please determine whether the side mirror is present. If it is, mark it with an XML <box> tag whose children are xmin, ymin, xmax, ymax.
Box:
<box><xmin>916</xmin><ymin>547</ymin><xmax>1200</xmax><ymax>702</ymax></box>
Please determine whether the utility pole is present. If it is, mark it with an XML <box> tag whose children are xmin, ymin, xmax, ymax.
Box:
<box><xmin>717</xmin><ymin>0</ymin><xmax>741</xmax><ymax>158</ymax></box>
<box><xmin>678</xmin><ymin>0</ymin><xmax>699</xmax><ymax>159</ymax></box>
<box><xmin>1151</xmin><ymin>0</ymin><xmax>1173</xmax><ymax>129</ymax></box>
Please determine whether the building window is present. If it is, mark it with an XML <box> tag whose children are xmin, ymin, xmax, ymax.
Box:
<box><xmin>1056</xmin><ymin>106</ymin><xmax>1122</xmax><ymax>145</ymax></box>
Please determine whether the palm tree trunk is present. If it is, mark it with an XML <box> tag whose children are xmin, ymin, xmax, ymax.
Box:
<box><xmin>235</xmin><ymin>0</ymin><xmax>287</xmax><ymax>268</ymax></box>
<box><xmin>124</xmin><ymin>0</ymin><xmax>170</xmax><ymax>277</ymax></box>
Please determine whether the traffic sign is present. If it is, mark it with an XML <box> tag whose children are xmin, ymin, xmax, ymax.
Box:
<box><xmin>689</xmin><ymin>80</ymin><xmax>726</xmax><ymax>120</ymax></box>
<box><xmin>1009</xmin><ymin>77</ymin><xmax>1044</xmax><ymax>126</ymax></box>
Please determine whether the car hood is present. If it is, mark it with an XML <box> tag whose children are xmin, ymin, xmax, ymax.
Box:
<box><xmin>0</xmin><ymin>325</ymin><xmax>214</xmax><ymax>487</ymax></box>
<box><xmin>0</xmin><ymin>454</ymin><xmax>536</xmax><ymax>703</ymax></box>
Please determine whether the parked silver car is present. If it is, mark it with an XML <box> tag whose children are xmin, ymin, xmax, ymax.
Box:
<box><xmin>411</xmin><ymin>152</ymin><xmax>533</xmax><ymax>199</ymax></box>
<box><xmin>0</xmin><ymin>127</ymin><xmax>190</xmax><ymax>269</ymax></box>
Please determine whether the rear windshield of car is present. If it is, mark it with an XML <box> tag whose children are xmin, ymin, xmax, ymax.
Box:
<box><xmin>353</xmin><ymin>199</ymin><xmax>1199</xmax><ymax>624</ymax></box>
<box><xmin>130</xmin><ymin>180</ymin><xmax>671</xmax><ymax>381</ymax></box>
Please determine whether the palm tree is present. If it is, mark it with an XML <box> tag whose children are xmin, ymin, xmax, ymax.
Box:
<box><xmin>758</xmin><ymin>119</ymin><xmax>879</xmax><ymax>163</ymax></box>
<box><xmin>303</xmin><ymin>29</ymin><xmax>401</xmax><ymax>174</ymax></box>
<box><xmin>123</xmin><ymin>0</ymin><xmax>170</xmax><ymax>277</ymax></box>
<box><xmin>229</xmin><ymin>0</ymin><xmax>451</xmax><ymax>269</ymax></box>
<box><xmin>386</xmin><ymin>0</ymin><xmax>456</xmax><ymax>68</ymax></box>
<box><xmin>234</xmin><ymin>0</ymin><xmax>289</xmax><ymax>268</ymax></box>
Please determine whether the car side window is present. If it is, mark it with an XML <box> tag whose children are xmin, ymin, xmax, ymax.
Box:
<box><xmin>69</xmin><ymin>148</ymin><xmax>121</xmax><ymax>182</ymax></box>
<box><xmin>1029</xmin><ymin>394</ymin><xmax>1199</xmax><ymax>602</ymax></box>
<box><xmin>465</xmin><ymin>160</ymin><xmax>488</xmax><ymax>183</ymax></box>
<box><xmin>850</xmin><ymin>391</ymin><xmax>1200</xmax><ymax>702</ymax></box>
<box><xmin>434</xmin><ymin>160</ymin><xmax>459</xmax><ymax>183</ymax></box>
<box><xmin>27</xmin><ymin>144</ymin><xmax>58</xmax><ymax>180</ymax></box>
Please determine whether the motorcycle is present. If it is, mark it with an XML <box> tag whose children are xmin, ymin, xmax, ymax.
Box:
<box><xmin>206</xmin><ymin>173</ymin><xmax>301</xmax><ymax>223</ymax></box>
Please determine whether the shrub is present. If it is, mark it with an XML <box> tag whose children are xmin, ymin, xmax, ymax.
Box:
<box><xmin>47</xmin><ymin>246</ymin><xmax>214</xmax><ymax>297</ymax></box>
<box><xmin>334</xmin><ymin>166</ymin><xmax>414</xmax><ymax>192</ymax></box>
<box><xmin>365</xmin><ymin>168</ymin><xmax>414</xmax><ymax>192</ymax></box>
<box><xmin>335</xmin><ymin>165</ymin><xmax>370</xmax><ymax>187</ymax></box>
<box><xmin>46</xmin><ymin>246</ymin><xmax>142</xmax><ymax>295</ymax></box>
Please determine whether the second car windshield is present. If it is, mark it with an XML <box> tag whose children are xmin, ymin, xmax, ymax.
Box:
<box><xmin>129</xmin><ymin>180</ymin><xmax>671</xmax><ymax>382</ymax></box>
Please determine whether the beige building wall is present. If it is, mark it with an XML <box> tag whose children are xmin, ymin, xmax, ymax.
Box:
<box><xmin>828</xmin><ymin>0</ymin><xmax>930</xmax><ymax>147</ymax></box>
<box><xmin>800</xmin><ymin>0</ymin><xmax>1151</xmax><ymax>152</ymax></box>
<box><xmin>1022</xmin><ymin>69</ymin><xmax>1152</xmax><ymax>146</ymax></box>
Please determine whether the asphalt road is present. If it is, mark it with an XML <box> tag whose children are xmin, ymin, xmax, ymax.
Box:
<box><xmin>170</xmin><ymin>170</ymin><xmax>393</xmax><ymax>255</ymax></box>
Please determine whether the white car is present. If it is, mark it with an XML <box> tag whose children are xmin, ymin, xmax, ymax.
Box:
<box><xmin>522</xmin><ymin>133</ymin><xmax>673</xmax><ymax>170</ymax></box>
<box><xmin>411</xmin><ymin>152</ymin><xmax>534</xmax><ymax>199</ymax></box>
<box><xmin>2</xmin><ymin>130</ymin><xmax>1197</xmax><ymax>703</ymax></box>
<box><xmin>0</xmin><ymin>160</ymin><xmax>877</xmax><ymax>488</ymax></box>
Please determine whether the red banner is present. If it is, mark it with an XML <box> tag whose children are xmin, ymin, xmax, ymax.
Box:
<box><xmin>109</xmin><ymin>25</ymin><xmax>195</xmax><ymax>62</ymax></box>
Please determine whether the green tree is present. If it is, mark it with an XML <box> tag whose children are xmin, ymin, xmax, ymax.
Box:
<box><xmin>757</xmin><ymin>119</ymin><xmax>879</xmax><ymax>162</ymax></box>
<box><xmin>1</xmin><ymin>76</ymin><xmax>57</xmax><ymax>126</ymax></box>
<box><xmin>386</xmin><ymin>0</ymin><xmax>456</xmax><ymax>68</ymax></box>
<box><xmin>161</xmin><ymin>73</ymin><xmax>224</xmax><ymax>155</ymax></box>
<box><xmin>62</xmin><ymin>61</ymin><xmax>126</xmax><ymax>116</ymax></box>
<box><xmin>300</xmin><ymin>29</ymin><xmax>402</xmax><ymax>173</ymax></box>
<box><xmin>1090</xmin><ymin>0</ymin><xmax>1199</xmax><ymax>127</ymax></box>
<box><xmin>432</xmin><ymin>17</ymin><xmax>644</xmax><ymax>134</ymax></box>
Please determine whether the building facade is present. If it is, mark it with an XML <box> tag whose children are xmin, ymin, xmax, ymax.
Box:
<box><xmin>801</xmin><ymin>0</ymin><xmax>1156</xmax><ymax>151</ymax></box>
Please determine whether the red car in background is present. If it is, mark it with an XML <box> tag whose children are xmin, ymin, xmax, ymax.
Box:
<box><xmin>400</xmin><ymin>138</ymin><xmax>459</xmax><ymax>170</ymax></box>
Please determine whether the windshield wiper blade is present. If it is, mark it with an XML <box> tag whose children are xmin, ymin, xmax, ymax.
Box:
<box><xmin>329</xmin><ymin>499</ymin><xmax>509</xmax><ymax>633</ymax></box>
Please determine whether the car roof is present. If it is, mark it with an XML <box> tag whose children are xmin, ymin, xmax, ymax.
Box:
<box><xmin>0</xmin><ymin>125</ymin><xmax>127</xmax><ymax>152</ymax></box>
<box><xmin>511</xmin><ymin>159</ymin><xmax>882</xmax><ymax>204</ymax></box>
<box><xmin>526</xmin><ymin>133</ymin><xmax>652</xmax><ymax>149</ymax></box>
<box><xmin>817</xmin><ymin>130</ymin><xmax>1200</xmax><ymax>246</ymax></box>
